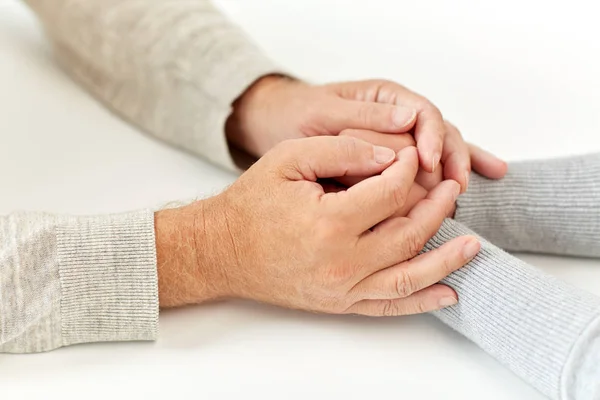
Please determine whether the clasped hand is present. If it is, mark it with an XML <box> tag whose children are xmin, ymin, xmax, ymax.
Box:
<box><xmin>157</xmin><ymin>137</ymin><xmax>480</xmax><ymax>316</ymax></box>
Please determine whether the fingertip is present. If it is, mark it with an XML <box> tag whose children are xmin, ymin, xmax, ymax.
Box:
<box><xmin>373</xmin><ymin>145</ymin><xmax>396</xmax><ymax>165</ymax></box>
<box><xmin>496</xmin><ymin>160</ymin><xmax>509</xmax><ymax>178</ymax></box>
<box><xmin>417</xmin><ymin>146</ymin><xmax>434</xmax><ymax>173</ymax></box>
<box><xmin>444</xmin><ymin>167</ymin><xmax>468</xmax><ymax>194</ymax></box>
<box><xmin>438</xmin><ymin>296</ymin><xmax>458</xmax><ymax>308</ymax></box>
<box><xmin>461</xmin><ymin>235</ymin><xmax>481</xmax><ymax>260</ymax></box>
<box><xmin>430</xmin><ymin>284</ymin><xmax>458</xmax><ymax>309</ymax></box>
<box><xmin>443</xmin><ymin>179</ymin><xmax>461</xmax><ymax>200</ymax></box>
<box><xmin>469</xmin><ymin>144</ymin><xmax>508</xmax><ymax>180</ymax></box>
<box><xmin>431</xmin><ymin>151</ymin><xmax>441</xmax><ymax>173</ymax></box>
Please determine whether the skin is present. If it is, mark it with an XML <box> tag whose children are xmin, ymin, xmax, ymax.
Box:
<box><xmin>156</xmin><ymin>139</ymin><xmax>481</xmax><ymax>315</ymax></box>
<box><xmin>155</xmin><ymin>75</ymin><xmax>507</xmax><ymax>315</ymax></box>
<box><xmin>226</xmin><ymin>76</ymin><xmax>508</xmax><ymax>193</ymax></box>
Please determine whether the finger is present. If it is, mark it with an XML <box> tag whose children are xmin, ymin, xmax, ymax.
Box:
<box><xmin>322</xmin><ymin>99</ymin><xmax>417</xmax><ymax>134</ymax></box>
<box><xmin>274</xmin><ymin>136</ymin><xmax>396</xmax><ymax>181</ymax></box>
<box><xmin>406</xmin><ymin>180</ymin><xmax>460</xmax><ymax>232</ymax></box>
<box><xmin>323</xmin><ymin>146</ymin><xmax>418</xmax><ymax>233</ymax></box>
<box><xmin>414</xmin><ymin>105</ymin><xmax>446</xmax><ymax>173</ymax></box>
<box><xmin>328</xmin><ymin>80</ymin><xmax>445</xmax><ymax>173</ymax></box>
<box><xmin>335</xmin><ymin>129</ymin><xmax>416</xmax><ymax>188</ymax></box>
<box><xmin>469</xmin><ymin>143</ymin><xmax>508</xmax><ymax>179</ymax></box>
<box><xmin>415</xmin><ymin>168</ymin><xmax>443</xmax><ymax>191</ymax></box>
<box><xmin>333</xmin><ymin>179</ymin><xmax>426</xmax><ymax>219</ymax></box>
<box><xmin>441</xmin><ymin>122</ymin><xmax>471</xmax><ymax>193</ymax></box>
<box><xmin>393</xmin><ymin>183</ymin><xmax>428</xmax><ymax>218</ymax></box>
<box><xmin>357</xmin><ymin>180</ymin><xmax>460</xmax><ymax>267</ymax></box>
<box><xmin>344</xmin><ymin>284</ymin><xmax>458</xmax><ymax>316</ymax></box>
<box><xmin>339</xmin><ymin>129</ymin><xmax>416</xmax><ymax>151</ymax></box>
<box><xmin>350</xmin><ymin>235</ymin><xmax>479</xmax><ymax>300</ymax></box>
<box><xmin>336</xmin><ymin>128</ymin><xmax>415</xmax><ymax>187</ymax></box>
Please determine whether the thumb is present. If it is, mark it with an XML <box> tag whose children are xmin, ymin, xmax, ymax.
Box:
<box><xmin>274</xmin><ymin>136</ymin><xmax>397</xmax><ymax>181</ymax></box>
<box><xmin>324</xmin><ymin>100</ymin><xmax>417</xmax><ymax>134</ymax></box>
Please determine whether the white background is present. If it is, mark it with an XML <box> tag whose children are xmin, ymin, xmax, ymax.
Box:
<box><xmin>1</xmin><ymin>1</ymin><xmax>600</xmax><ymax>399</ymax></box>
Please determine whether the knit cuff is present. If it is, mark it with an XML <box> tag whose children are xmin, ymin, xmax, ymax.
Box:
<box><xmin>563</xmin><ymin>314</ymin><xmax>600</xmax><ymax>400</ymax></box>
<box><xmin>56</xmin><ymin>210</ymin><xmax>159</xmax><ymax>346</ymax></box>
<box><xmin>453</xmin><ymin>172</ymin><xmax>512</xmax><ymax>243</ymax></box>
<box><xmin>454</xmin><ymin>156</ymin><xmax>600</xmax><ymax>257</ymax></box>
<box><xmin>425</xmin><ymin>219</ymin><xmax>600</xmax><ymax>399</ymax></box>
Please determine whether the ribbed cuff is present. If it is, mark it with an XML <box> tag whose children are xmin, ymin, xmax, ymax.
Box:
<box><xmin>563</xmin><ymin>314</ymin><xmax>600</xmax><ymax>400</ymax></box>
<box><xmin>454</xmin><ymin>155</ymin><xmax>600</xmax><ymax>257</ymax></box>
<box><xmin>56</xmin><ymin>210</ymin><xmax>159</xmax><ymax>346</ymax></box>
<box><xmin>424</xmin><ymin>219</ymin><xmax>600</xmax><ymax>399</ymax></box>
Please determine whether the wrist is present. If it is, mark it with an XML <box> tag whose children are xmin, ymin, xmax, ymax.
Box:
<box><xmin>154</xmin><ymin>197</ymin><xmax>234</xmax><ymax>307</ymax></box>
<box><xmin>226</xmin><ymin>74</ymin><xmax>300</xmax><ymax>157</ymax></box>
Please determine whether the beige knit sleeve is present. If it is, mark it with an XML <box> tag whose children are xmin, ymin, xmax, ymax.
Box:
<box><xmin>0</xmin><ymin>210</ymin><xmax>158</xmax><ymax>353</ymax></box>
<box><xmin>22</xmin><ymin>0</ymin><xmax>281</xmax><ymax>171</ymax></box>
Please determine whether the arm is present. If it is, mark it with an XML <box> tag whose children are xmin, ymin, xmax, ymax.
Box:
<box><xmin>23</xmin><ymin>0</ymin><xmax>508</xmax><ymax>183</ymax></box>
<box><xmin>1</xmin><ymin>138</ymin><xmax>475</xmax><ymax>353</ymax></box>
<box><xmin>0</xmin><ymin>210</ymin><xmax>158</xmax><ymax>353</ymax></box>
<box><xmin>455</xmin><ymin>153</ymin><xmax>600</xmax><ymax>257</ymax></box>
<box><xmin>22</xmin><ymin>0</ymin><xmax>281</xmax><ymax>171</ymax></box>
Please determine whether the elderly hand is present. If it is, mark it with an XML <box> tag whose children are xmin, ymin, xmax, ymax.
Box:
<box><xmin>226</xmin><ymin>76</ymin><xmax>507</xmax><ymax>192</ymax></box>
<box><xmin>155</xmin><ymin>136</ymin><xmax>480</xmax><ymax>315</ymax></box>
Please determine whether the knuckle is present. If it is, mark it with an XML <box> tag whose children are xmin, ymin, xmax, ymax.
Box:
<box><xmin>405</xmin><ymin>229</ymin><xmax>427</xmax><ymax>257</ymax></box>
<box><xmin>336</xmin><ymin>136</ymin><xmax>360</xmax><ymax>161</ymax></box>
<box><xmin>441</xmin><ymin>256</ymin><xmax>455</xmax><ymax>274</ymax></box>
<box><xmin>390</xmin><ymin>182</ymin><xmax>408</xmax><ymax>209</ymax></box>
<box><xmin>357</xmin><ymin>104</ymin><xmax>372</xmax><ymax>126</ymax></box>
<box><xmin>394</xmin><ymin>271</ymin><xmax>415</xmax><ymax>298</ymax></box>
<box><xmin>344</xmin><ymin>136</ymin><xmax>360</xmax><ymax>158</ymax></box>
<box><xmin>381</xmin><ymin>300</ymin><xmax>395</xmax><ymax>316</ymax></box>
<box><xmin>380</xmin><ymin>299</ymin><xmax>402</xmax><ymax>317</ymax></box>
<box><xmin>323</xmin><ymin>262</ymin><xmax>355</xmax><ymax>288</ymax></box>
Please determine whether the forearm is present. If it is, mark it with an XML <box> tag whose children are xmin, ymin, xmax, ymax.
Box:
<box><xmin>455</xmin><ymin>153</ymin><xmax>600</xmax><ymax>257</ymax></box>
<box><xmin>22</xmin><ymin>0</ymin><xmax>281</xmax><ymax>170</ymax></box>
<box><xmin>426</xmin><ymin>219</ymin><xmax>600</xmax><ymax>400</ymax></box>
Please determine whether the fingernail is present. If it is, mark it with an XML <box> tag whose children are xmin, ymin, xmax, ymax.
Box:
<box><xmin>431</xmin><ymin>152</ymin><xmax>441</xmax><ymax>172</ymax></box>
<box><xmin>439</xmin><ymin>297</ymin><xmax>458</xmax><ymax>308</ymax></box>
<box><xmin>464</xmin><ymin>171</ymin><xmax>470</xmax><ymax>190</ymax></box>
<box><xmin>392</xmin><ymin>106</ymin><xmax>416</xmax><ymax>128</ymax></box>
<box><xmin>373</xmin><ymin>146</ymin><xmax>396</xmax><ymax>164</ymax></box>
<box><xmin>450</xmin><ymin>180</ymin><xmax>461</xmax><ymax>201</ymax></box>
<box><xmin>463</xmin><ymin>238</ymin><xmax>481</xmax><ymax>260</ymax></box>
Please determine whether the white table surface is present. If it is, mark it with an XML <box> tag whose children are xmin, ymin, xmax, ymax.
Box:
<box><xmin>2</xmin><ymin>1</ymin><xmax>600</xmax><ymax>399</ymax></box>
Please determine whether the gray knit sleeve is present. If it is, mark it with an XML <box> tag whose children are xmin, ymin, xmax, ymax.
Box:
<box><xmin>0</xmin><ymin>210</ymin><xmax>158</xmax><ymax>353</ymax></box>
<box><xmin>22</xmin><ymin>0</ymin><xmax>282</xmax><ymax>171</ymax></box>
<box><xmin>426</xmin><ymin>219</ymin><xmax>600</xmax><ymax>400</ymax></box>
<box><xmin>455</xmin><ymin>153</ymin><xmax>600</xmax><ymax>257</ymax></box>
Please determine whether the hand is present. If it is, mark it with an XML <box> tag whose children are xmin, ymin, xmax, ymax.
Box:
<box><xmin>226</xmin><ymin>76</ymin><xmax>507</xmax><ymax>192</ymax></box>
<box><xmin>340</xmin><ymin>124</ymin><xmax>508</xmax><ymax>193</ymax></box>
<box><xmin>155</xmin><ymin>137</ymin><xmax>480</xmax><ymax>315</ymax></box>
